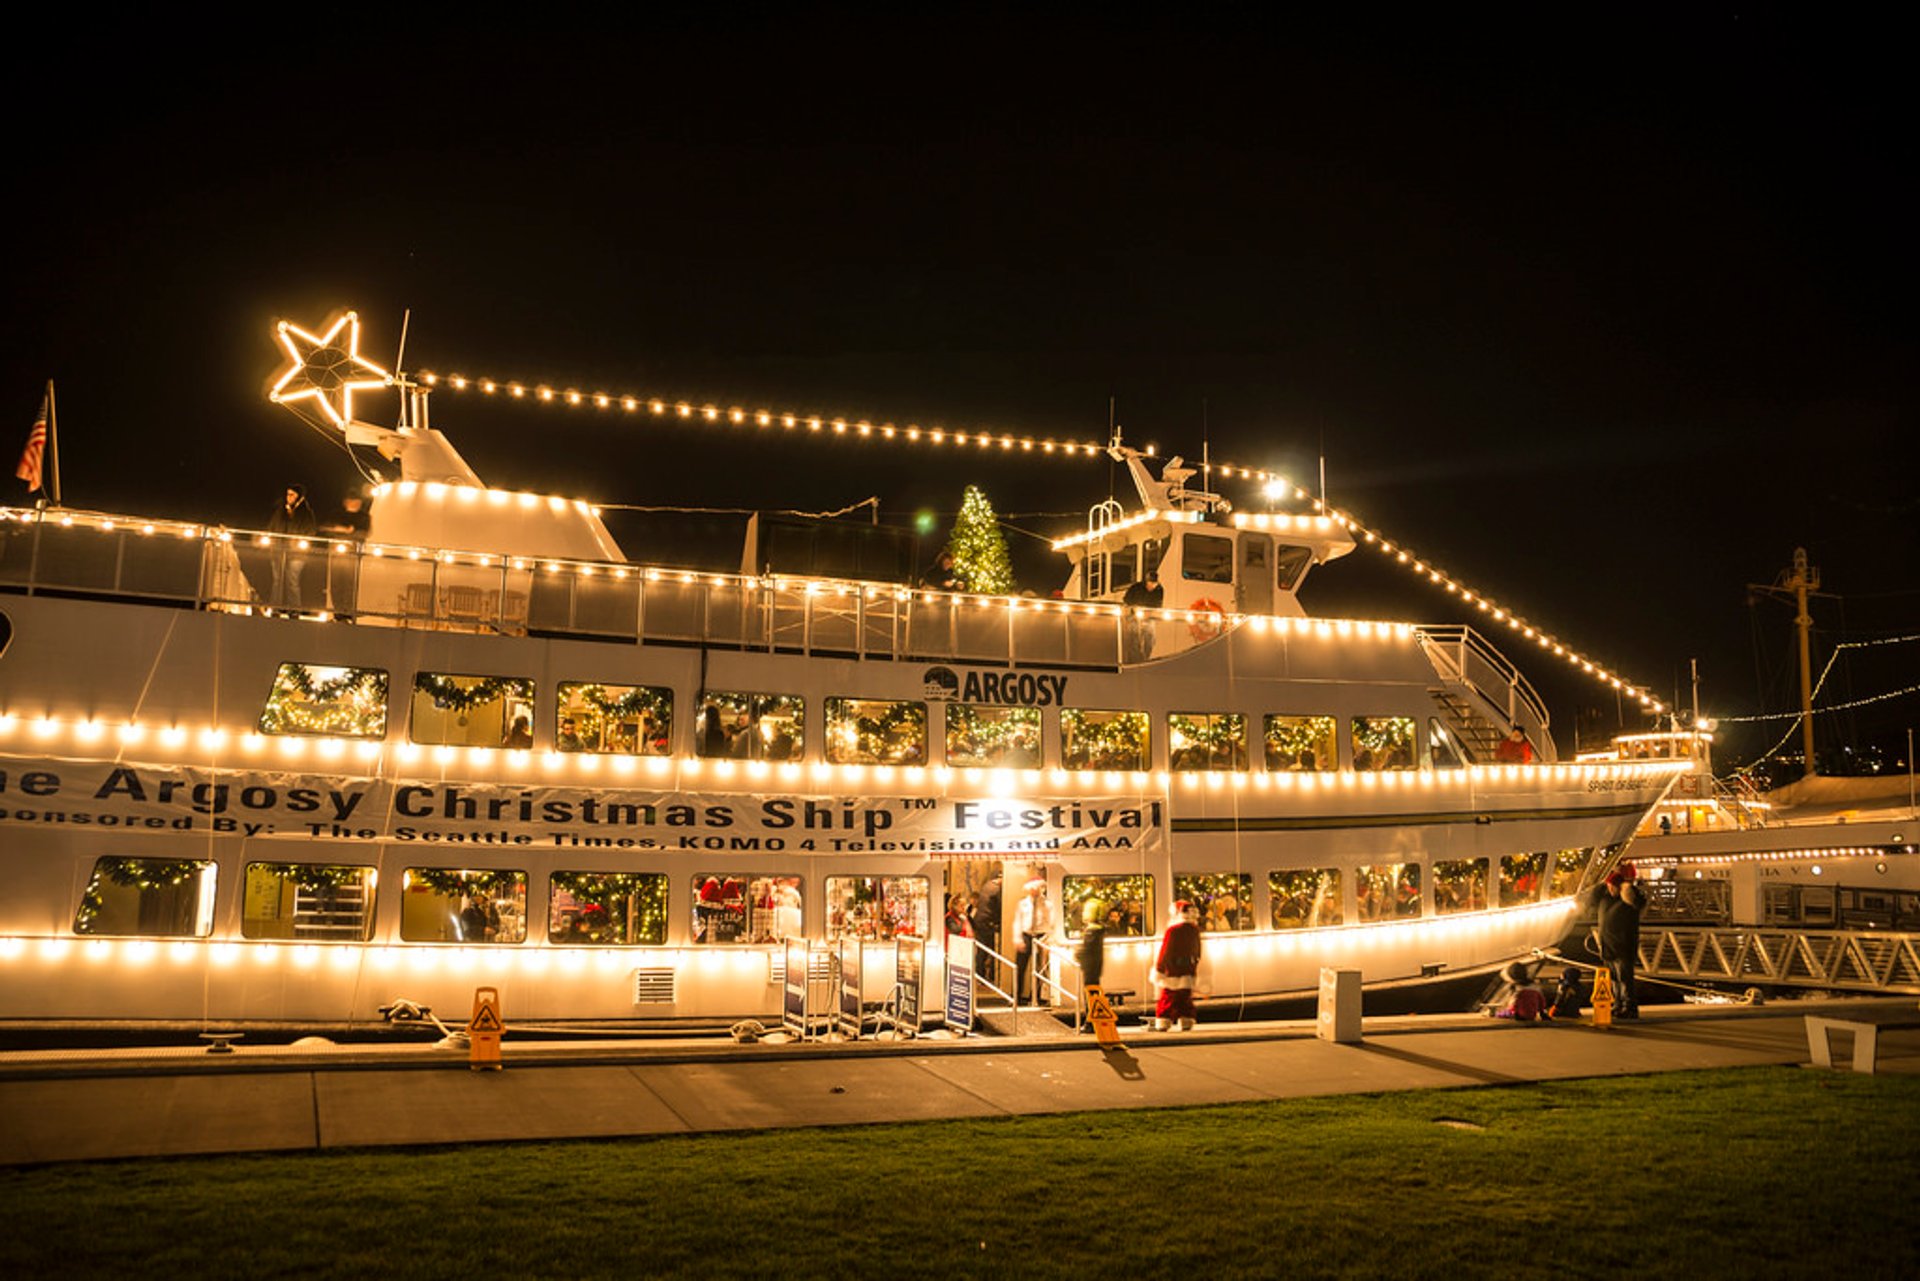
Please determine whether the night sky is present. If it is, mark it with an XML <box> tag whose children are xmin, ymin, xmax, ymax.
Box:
<box><xmin>9</xmin><ymin>13</ymin><xmax>1914</xmax><ymax>770</ymax></box>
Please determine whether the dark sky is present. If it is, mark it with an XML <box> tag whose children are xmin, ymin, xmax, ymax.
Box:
<box><xmin>9</xmin><ymin>12</ymin><xmax>1914</xmax><ymax>768</ymax></box>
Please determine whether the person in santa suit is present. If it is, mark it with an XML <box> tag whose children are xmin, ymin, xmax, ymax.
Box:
<box><xmin>1151</xmin><ymin>900</ymin><xmax>1203</xmax><ymax>1031</ymax></box>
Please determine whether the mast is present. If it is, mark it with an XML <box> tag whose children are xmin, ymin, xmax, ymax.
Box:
<box><xmin>1786</xmin><ymin>548</ymin><xmax>1820</xmax><ymax>777</ymax></box>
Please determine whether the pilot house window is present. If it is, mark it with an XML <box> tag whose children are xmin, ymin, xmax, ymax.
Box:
<box><xmin>1181</xmin><ymin>533</ymin><xmax>1235</xmax><ymax>583</ymax></box>
<box><xmin>410</xmin><ymin>674</ymin><xmax>536</xmax><ymax>748</ymax></box>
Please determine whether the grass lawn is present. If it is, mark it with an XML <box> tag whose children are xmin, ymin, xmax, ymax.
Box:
<box><xmin>4</xmin><ymin>1066</ymin><xmax>1914</xmax><ymax>1279</ymax></box>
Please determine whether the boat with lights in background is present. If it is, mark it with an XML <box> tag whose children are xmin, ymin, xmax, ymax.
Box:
<box><xmin>0</xmin><ymin>312</ymin><xmax>1688</xmax><ymax>1039</ymax></box>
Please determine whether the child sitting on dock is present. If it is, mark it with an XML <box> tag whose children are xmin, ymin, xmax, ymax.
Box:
<box><xmin>1492</xmin><ymin>962</ymin><xmax>1549</xmax><ymax>1022</ymax></box>
<box><xmin>1548</xmin><ymin>967</ymin><xmax>1584</xmax><ymax>1020</ymax></box>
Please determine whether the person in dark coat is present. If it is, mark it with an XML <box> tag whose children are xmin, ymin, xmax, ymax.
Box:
<box><xmin>266</xmin><ymin>483</ymin><xmax>318</xmax><ymax>613</ymax></box>
<box><xmin>1587</xmin><ymin>863</ymin><xmax>1646</xmax><ymax>1018</ymax></box>
<box><xmin>1121</xmin><ymin>568</ymin><xmax>1164</xmax><ymax>661</ymax></box>
<box><xmin>969</xmin><ymin>875</ymin><xmax>1003</xmax><ymax>987</ymax></box>
<box><xmin>1549</xmin><ymin>967</ymin><xmax>1584</xmax><ymax>1020</ymax></box>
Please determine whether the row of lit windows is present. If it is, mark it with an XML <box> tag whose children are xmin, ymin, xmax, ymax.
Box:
<box><xmin>68</xmin><ymin>848</ymin><xmax>1604</xmax><ymax>945</ymax></box>
<box><xmin>262</xmin><ymin>663</ymin><xmax>1455</xmax><ymax>771</ymax></box>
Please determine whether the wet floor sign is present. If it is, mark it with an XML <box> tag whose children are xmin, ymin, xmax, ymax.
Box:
<box><xmin>1084</xmin><ymin>985</ymin><xmax>1122</xmax><ymax>1048</ymax></box>
<box><xmin>469</xmin><ymin>986</ymin><xmax>504</xmax><ymax>1070</ymax></box>
<box><xmin>1591</xmin><ymin>968</ymin><xmax>1614</xmax><ymax>1030</ymax></box>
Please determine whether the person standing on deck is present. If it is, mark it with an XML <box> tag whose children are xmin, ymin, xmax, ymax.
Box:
<box><xmin>1152</xmin><ymin>900</ymin><xmax>1203</xmax><ymax>1031</ymax></box>
<box><xmin>1076</xmin><ymin>898</ymin><xmax>1108</xmax><ymax>995</ymax></box>
<box><xmin>969</xmin><ymin>875</ymin><xmax>1003</xmax><ymax>989</ymax></box>
<box><xmin>1494</xmin><ymin>725</ymin><xmax>1534</xmax><ymax>764</ymax></box>
<box><xmin>1122</xmin><ymin>568</ymin><xmax>1164</xmax><ymax>661</ymax></box>
<box><xmin>1588</xmin><ymin>864</ymin><xmax>1645</xmax><ymax>1018</ymax></box>
<box><xmin>266</xmin><ymin>484</ymin><xmax>317</xmax><ymax>614</ymax></box>
<box><xmin>1013</xmin><ymin>876</ymin><xmax>1055</xmax><ymax>1006</ymax></box>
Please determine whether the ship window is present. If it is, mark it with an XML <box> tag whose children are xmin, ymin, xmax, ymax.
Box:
<box><xmin>399</xmin><ymin>868</ymin><xmax>528</xmax><ymax>944</ymax></box>
<box><xmin>1433</xmin><ymin>859</ymin><xmax>1490</xmax><ymax>914</ymax></box>
<box><xmin>1499</xmin><ymin>852</ymin><xmax>1549</xmax><ymax>907</ymax></box>
<box><xmin>1351</xmin><ymin>716</ymin><xmax>1417</xmax><ymax>771</ymax></box>
<box><xmin>826</xmin><ymin>875</ymin><xmax>929</xmax><ymax>941</ymax></box>
<box><xmin>1547</xmin><ymin>848</ymin><xmax>1593</xmax><ymax>897</ymax></box>
<box><xmin>1271</xmin><ymin>868</ymin><xmax>1343</xmax><ymax>929</ymax></box>
<box><xmin>695</xmin><ymin>691</ymin><xmax>804</xmax><ymax>761</ymax></box>
<box><xmin>1169</xmin><ymin>713</ymin><xmax>1247</xmax><ymax>771</ymax></box>
<box><xmin>1274</xmin><ymin>544</ymin><xmax>1313</xmax><ymax>590</ymax></box>
<box><xmin>555</xmin><ymin>682</ymin><xmax>671</xmax><ymax>755</ymax></box>
<box><xmin>1108</xmin><ymin>543</ymin><xmax>1138</xmax><ymax>591</ymax></box>
<box><xmin>824</xmin><ymin>697</ymin><xmax>926</xmax><ymax>765</ymax></box>
<box><xmin>1181</xmin><ymin>533</ymin><xmax>1234</xmax><ymax>583</ymax></box>
<box><xmin>1175</xmin><ymin>873</ymin><xmax>1255</xmax><ymax>931</ymax></box>
<box><xmin>1264</xmin><ymin>714</ymin><xmax>1336</xmax><ymax>771</ymax></box>
<box><xmin>1356</xmin><ymin>862</ymin><xmax>1422</xmax><ymax>922</ymax></box>
<box><xmin>258</xmin><ymin>662</ymin><xmax>389</xmax><ymax>739</ymax></box>
<box><xmin>945</xmin><ymin>704</ymin><xmax>1042</xmax><ymax>768</ymax></box>
<box><xmin>1061</xmin><ymin>708</ymin><xmax>1150</xmax><ymax>771</ymax></box>
<box><xmin>242</xmin><ymin>862</ymin><xmax>376</xmax><ymax>941</ymax></box>
<box><xmin>1062</xmin><ymin>874</ymin><xmax>1155</xmax><ymax>939</ymax></box>
<box><xmin>409</xmin><ymin>673</ymin><xmax>536</xmax><ymax>748</ymax></box>
<box><xmin>549</xmin><ymin>871</ymin><xmax>668</xmax><ymax>945</ymax></box>
<box><xmin>74</xmin><ymin>857</ymin><xmax>216</xmax><ymax>938</ymax></box>
<box><xmin>1428</xmin><ymin>718</ymin><xmax>1468</xmax><ymax>769</ymax></box>
<box><xmin>693</xmin><ymin>874</ymin><xmax>803</xmax><ymax>944</ymax></box>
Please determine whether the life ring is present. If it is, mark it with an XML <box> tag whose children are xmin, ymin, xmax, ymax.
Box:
<box><xmin>1186</xmin><ymin>597</ymin><xmax>1227</xmax><ymax>642</ymax></box>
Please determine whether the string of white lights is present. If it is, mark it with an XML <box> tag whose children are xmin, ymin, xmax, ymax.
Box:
<box><xmin>403</xmin><ymin>362</ymin><xmax>1662</xmax><ymax>711</ymax></box>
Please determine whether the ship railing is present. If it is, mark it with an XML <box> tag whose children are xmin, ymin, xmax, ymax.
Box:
<box><xmin>1709</xmin><ymin>774</ymin><xmax>1772</xmax><ymax>830</ymax></box>
<box><xmin>1415</xmin><ymin>624</ymin><xmax>1554</xmax><ymax>761</ymax></box>
<box><xmin>1639</xmin><ymin>925</ymin><xmax>1920</xmax><ymax>995</ymax></box>
<box><xmin>0</xmin><ymin>507</ymin><xmax>1129</xmax><ymax>668</ymax></box>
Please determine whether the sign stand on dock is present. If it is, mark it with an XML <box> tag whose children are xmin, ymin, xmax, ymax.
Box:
<box><xmin>468</xmin><ymin>987</ymin><xmax>503</xmax><ymax>1070</ymax></box>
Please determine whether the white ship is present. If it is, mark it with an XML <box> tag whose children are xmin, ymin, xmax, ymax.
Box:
<box><xmin>0</xmin><ymin>312</ymin><xmax>1686</xmax><ymax>1032</ymax></box>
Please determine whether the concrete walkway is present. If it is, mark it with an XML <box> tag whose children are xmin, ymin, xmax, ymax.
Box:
<box><xmin>4</xmin><ymin>998</ymin><xmax>1916</xmax><ymax>1166</ymax></box>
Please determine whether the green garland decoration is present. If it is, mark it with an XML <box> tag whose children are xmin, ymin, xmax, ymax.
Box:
<box><xmin>415</xmin><ymin>674</ymin><xmax>533</xmax><ymax>713</ymax></box>
<box><xmin>407</xmin><ymin>867</ymin><xmax>524</xmax><ymax>897</ymax></box>
<box><xmin>256</xmin><ymin>862</ymin><xmax>368</xmax><ymax>891</ymax></box>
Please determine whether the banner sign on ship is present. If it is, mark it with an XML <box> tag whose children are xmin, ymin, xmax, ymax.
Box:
<box><xmin>0</xmin><ymin>756</ymin><xmax>1165</xmax><ymax>855</ymax></box>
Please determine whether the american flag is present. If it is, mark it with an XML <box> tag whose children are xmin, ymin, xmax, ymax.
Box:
<box><xmin>16</xmin><ymin>396</ymin><xmax>46</xmax><ymax>491</ymax></box>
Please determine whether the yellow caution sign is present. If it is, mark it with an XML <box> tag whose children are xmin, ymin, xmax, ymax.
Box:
<box><xmin>1085</xmin><ymin>984</ymin><xmax>1122</xmax><ymax>1048</ymax></box>
<box><xmin>469</xmin><ymin>986</ymin><xmax>504</xmax><ymax>1070</ymax></box>
<box><xmin>1591</xmin><ymin>967</ymin><xmax>1614</xmax><ymax>1030</ymax></box>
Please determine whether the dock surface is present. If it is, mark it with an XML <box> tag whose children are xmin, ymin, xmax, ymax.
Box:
<box><xmin>4</xmin><ymin>999</ymin><xmax>1916</xmax><ymax>1165</ymax></box>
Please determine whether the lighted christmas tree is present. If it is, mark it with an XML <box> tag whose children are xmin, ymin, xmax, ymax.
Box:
<box><xmin>945</xmin><ymin>484</ymin><xmax>1015</xmax><ymax>594</ymax></box>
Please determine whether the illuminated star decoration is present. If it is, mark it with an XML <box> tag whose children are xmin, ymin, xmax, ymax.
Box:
<box><xmin>269</xmin><ymin>311</ymin><xmax>393</xmax><ymax>428</ymax></box>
